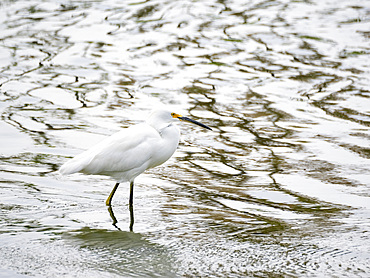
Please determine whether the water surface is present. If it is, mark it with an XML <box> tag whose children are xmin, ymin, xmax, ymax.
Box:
<box><xmin>0</xmin><ymin>0</ymin><xmax>369</xmax><ymax>277</ymax></box>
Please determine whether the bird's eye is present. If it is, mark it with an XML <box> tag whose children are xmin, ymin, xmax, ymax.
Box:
<box><xmin>171</xmin><ymin>112</ymin><xmax>181</xmax><ymax>118</ymax></box>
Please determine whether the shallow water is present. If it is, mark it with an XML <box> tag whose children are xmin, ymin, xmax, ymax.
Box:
<box><xmin>0</xmin><ymin>0</ymin><xmax>369</xmax><ymax>277</ymax></box>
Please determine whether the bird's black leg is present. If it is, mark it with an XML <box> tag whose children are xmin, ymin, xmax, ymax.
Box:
<box><xmin>129</xmin><ymin>181</ymin><xmax>134</xmax><ymax>232</ymax></box>
<box><xmin>129</xmin><ymin>181</ymin><xmax>134</xmax><ymax>206</ymax></box>
<box><xmin>106</xmin><ymin>182</ymin><xmax>120</xmax><ymax>206</ymax></box>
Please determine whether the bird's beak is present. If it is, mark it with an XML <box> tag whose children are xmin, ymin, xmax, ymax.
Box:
<box><xmin>172</xmin><ymin>113</ymin><xmax>212</xmax><ymax>130</ymax></box>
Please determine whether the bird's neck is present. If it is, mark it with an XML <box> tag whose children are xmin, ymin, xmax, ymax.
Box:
<box><xmin>146</xmin><ymin>120</ymin><xmax>172</xmax><ymax>135</ymax></box>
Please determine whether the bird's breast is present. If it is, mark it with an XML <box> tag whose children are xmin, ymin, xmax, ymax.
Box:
<box><xmin>147</xmin><ymin>124</ymin><xmax>180</xmax><ymax>169</ymax></box>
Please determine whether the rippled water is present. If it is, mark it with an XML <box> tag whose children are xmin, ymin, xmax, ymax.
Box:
<box><xmin>1</xmin><ymin>0</ymin><xmax>369</xmax><ymax>277</ymax></box>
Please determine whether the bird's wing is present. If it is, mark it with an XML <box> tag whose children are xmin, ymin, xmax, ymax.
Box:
<box><xmin>59</xmin><ymin>124</ymin><xmax>159</xmax><ymax>179</ymax></box>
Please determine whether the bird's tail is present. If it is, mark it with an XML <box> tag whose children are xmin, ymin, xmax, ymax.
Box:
<box><xmin>59</xmin><ymin>154</ymin><xmax>90</xmax><ymax>175</ymax></box>
<box><xmin>59</xmin><ymin>160</ymin><xmax>80</xmax><ymax>175</ymax></box>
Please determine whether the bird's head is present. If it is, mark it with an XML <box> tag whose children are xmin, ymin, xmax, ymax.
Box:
<box><xmin>147</xmin><ymin>109</ymin><xmax>212</xmax><ymax>131</ymax></box>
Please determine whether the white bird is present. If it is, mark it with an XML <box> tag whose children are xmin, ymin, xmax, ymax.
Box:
<box><xmin>59</xmin><ymin>109</ymin><xmax>212</xmax><ymax>207</ymax></box>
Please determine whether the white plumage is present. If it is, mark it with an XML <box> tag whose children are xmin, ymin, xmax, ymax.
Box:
<box><xmin>59</xmin><ymin>109</ymin><xmax>211</xmax><ymax>206</ymax></box>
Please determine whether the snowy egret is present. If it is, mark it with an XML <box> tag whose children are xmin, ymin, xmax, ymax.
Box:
<box><xmin>59</xmin><ymin>109</ymin><xmax>212</xmax><ymax>207</ymax></box>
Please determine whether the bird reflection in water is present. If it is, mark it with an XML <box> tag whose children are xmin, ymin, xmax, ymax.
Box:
<box><xmin>107</xmin><ymin>204</ymin><xmax>134</xmax><ymax>232</ymax></box>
